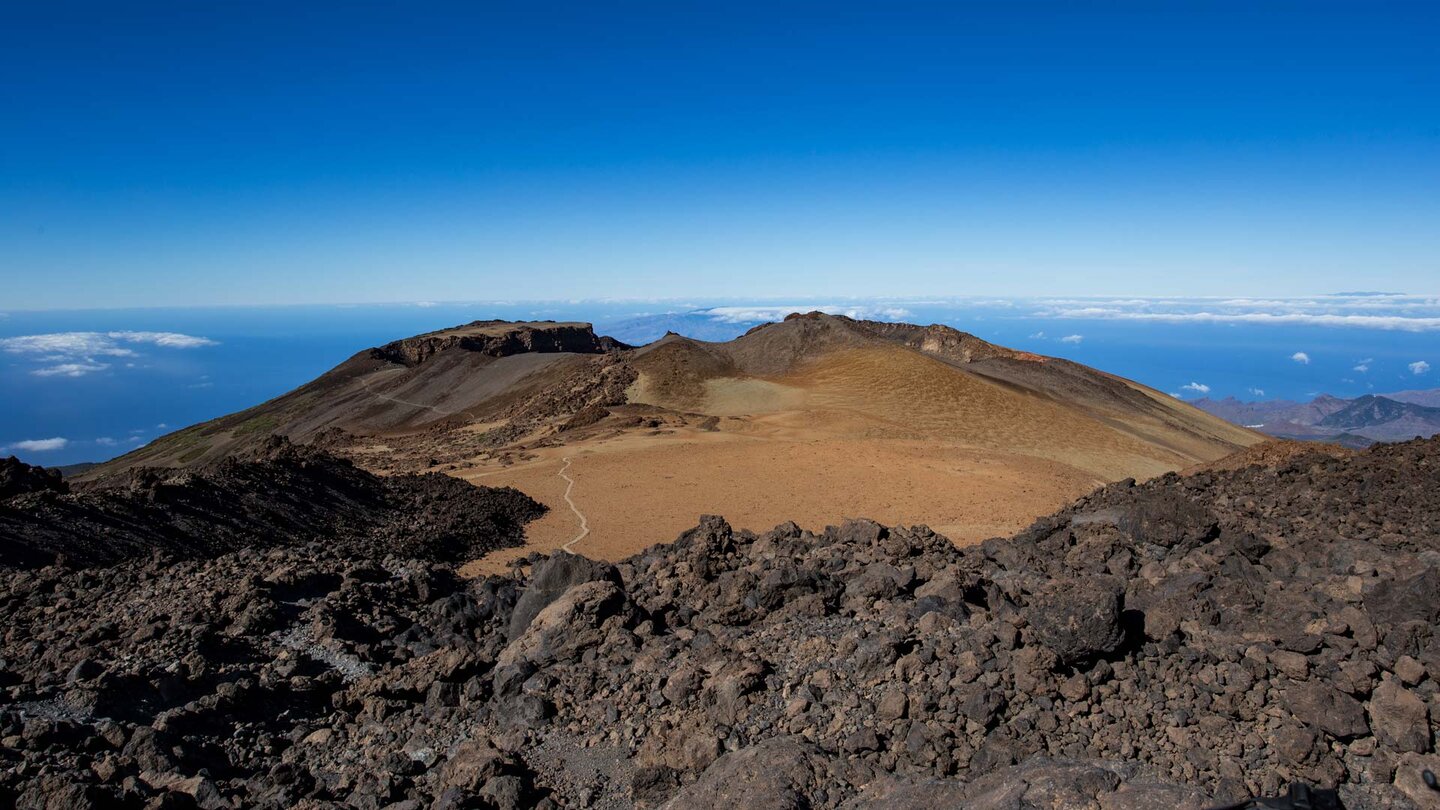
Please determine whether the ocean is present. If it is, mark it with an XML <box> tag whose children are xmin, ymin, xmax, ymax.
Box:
<box><xmin>4</xmin><ymin>296</ymin><xmax>1437</xmax><ymax>466</ymax></box>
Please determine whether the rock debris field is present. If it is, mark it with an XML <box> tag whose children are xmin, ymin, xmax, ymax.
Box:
<box><xmin>3</xmin><ymin>437</ymin><xmax>1440</xmax><ymax>808</ymax></box>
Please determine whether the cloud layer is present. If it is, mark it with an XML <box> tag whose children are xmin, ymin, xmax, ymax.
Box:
<box><xmin>0</xmin><ymin>330</ymin><xmax>217</xmax><ymax>378</ymax></box>
<box><xmin>1033</xmin><ymin>295</ymin><xmax>1440</xmax><ymax>332</ymax></box>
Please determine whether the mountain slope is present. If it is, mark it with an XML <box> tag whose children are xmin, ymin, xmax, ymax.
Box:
<box><xmin>626</xmin><ymin>313</ymin><xmax>1255</xmax><ymax>477</ymax></box>
<box><xmin>94</xmin><ymin>313</ymin><xmax>1260</xmax><ymax>560</ymax></box>
<box><xmin>1319</xmin><ymin>394</ymin><xmax>1440</xmax><ymax>435</ymax></box>
<box><xmin>92</xmin><ymin>321</ymin><xmax>633</xmax><ymax>472</ymax></box>
<box><xmin>1381</xmin><ymin>387</ymin><xmax>1440</xmax><ymax>408</ymax></box>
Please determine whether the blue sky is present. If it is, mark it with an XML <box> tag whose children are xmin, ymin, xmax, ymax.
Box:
<box><xmin>2</xmin><ymin>2</ymin><xmax>1438</xmax><ymax>308</ymax></box>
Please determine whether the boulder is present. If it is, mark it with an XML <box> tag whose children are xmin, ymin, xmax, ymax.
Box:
<box><xmin>506</xmin><ymin>551</ymin><xmax>620</xmax><ymax>640</ymax></box>
<box><xmin>660</xmin><ymin>737</ymin><xmax>833</xmax><ymax>810</ymax></box>
<box><xmin>1368</xmin><ymin>679</ymin><xmax>1431</xmax><ymax>753</ymax></box>
<box><xmin>1284</xmin><ymin>681</ymin><xmax>1370</xmax><ymax>739</ymax></box>
<box><xmin>1366</xmin><ymin>567</ymin><xmax>1440</xmax><ymax>627</ymax></box>
<box><xmin>1025</xmin><ymin>576</ymin><xmax>1126</xmax><ymax>664</ymax></box>
<box><xmin>497</xmin><ymin>579</ymin><xmax>629</xmax><ymax>667</ymax></box>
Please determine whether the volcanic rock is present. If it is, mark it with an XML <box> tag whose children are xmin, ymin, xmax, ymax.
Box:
<box><xmin>5</xmin><ymin>435</ymin><xmax>1440</xmax><ymax>808</ymax></box>
<box><xmin>1024</xmin><ymin>575</ymin><xmax>1127</xmax><ymax>664</ymax></box>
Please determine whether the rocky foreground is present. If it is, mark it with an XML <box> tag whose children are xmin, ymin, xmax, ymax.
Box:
<box><xmin>4</xmin><ymin>439</ymin><xmax>1440</xmax><ymax>808</ymax></box>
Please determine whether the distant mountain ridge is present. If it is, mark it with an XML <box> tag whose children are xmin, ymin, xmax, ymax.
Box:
<box><xmin>1383</xmin><ymin>388</ymin><xmax>1440</xmax><ymax>408</ymax></box>
<box><xmin>1191</xmin><ymin>388</ymin><xmax>1440</xmax><ymax>446</ymax></box>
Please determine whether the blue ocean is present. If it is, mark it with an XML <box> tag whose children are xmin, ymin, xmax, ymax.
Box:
<box><xmin>4</xmin><ymin>296</ymin><xmax>1438</xmax><ymax>466</ymax></box>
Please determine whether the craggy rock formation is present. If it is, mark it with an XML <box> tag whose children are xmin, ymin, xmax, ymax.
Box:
<box><xmin>5</xmin><ymin>438</ymin><xmax>1440</xmax><ymax>808</ymax></box>
<box><xmin>371</xmin><ymin>321</ymin><xmax>630</xmax><ymax>368</ymax></box>
<box><xmin>0</xmin><ymin>456</ymin><xmax>66</xmax><ymax>500</ymax></box>
<box><xmin>0</xmin><ymin>437</ymin><xmax>545</xmax><ymax>568</ymax></box>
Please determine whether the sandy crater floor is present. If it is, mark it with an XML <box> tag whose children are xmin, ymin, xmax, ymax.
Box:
<box><xmin>457</xmin><ymin>419</ymin><xmax>1102</xmax><ymax>576</ymax></box>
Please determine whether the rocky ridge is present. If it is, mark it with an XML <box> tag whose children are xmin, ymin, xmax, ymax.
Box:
<box><xmin>4</xmin><ymin>438</ymin><xmax>1440</xmax><ymax>808</ymax></box>
<box><xmin>0</xmin><ymin>437</ymin><xmax>545</xmax><ymax>569</ymax></box>
<box><xmin>370</xmin><ymin>322</ymin><xmax>629</xmax><ymax>368</ymax></box>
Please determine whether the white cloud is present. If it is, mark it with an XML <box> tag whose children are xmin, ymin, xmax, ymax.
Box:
<box><xmin>1411</xmin><ymin>360</ymin><xmax>1431</xmax><ymax>375</ymax></box>
<box><xmin>0</xmin><ymin>331</ymin><xmax>216</xmax><ymax>380</ymax></box>
<box><xmin>95</xmin><ymin>437</ymin><xmax>117</xmax><ymax>447</ymax></box>
<box><xmin>1353</xmin><ymin>359</ymin><xmax>1371</xmax><ymax>373</ymax></box>
<box><xmin>4</xmin><ymin>437</ymin><xmax>69</xmax><ymax>452</ymax></box>
<box><xmin>122</xmin><ymin>331</ymin><xmax>216</xmax><ymax>349</ymax></box>
<box><xmin>1028</xmin><ymin>331</ymin><xmax>1046</xmax><ymax>339</ymax></box>
<box><xmin>414</xmin><ymin>301</ymin><xmax>439</xmax><ymax>308</ymax></box>
<box><xmin>0</xmin><ymin>331</ymin><xmax>216</xmax><ymax>356</ymax></box>
<box><xmin>703</xmin><ymin>305</ymin><xmax>912</xmax><ymax>324</ymax></box>
<box><xmin>156</xmin><ymin>423</ymin><xmax>169</xmax><ymax>429</ymax></box>
<box><xmin>33</xmin><ymin>362</ymin><xmax>110</xmax><ymax>378</ymax></box>
<box><xmin>1291</xmin><ymin>352</ymin><xmax>1310</xmax><ymax>365</ymax></box>
<box><xmin>1181</xmin><ymin>382</ymin><xmax>1211</xmax><ymax>394</ymax></box>
<box><xmin>1248</xmin><ymin>388</ymin><xmax>1266</xmax><ymax>397</ymax></box>
<box><xmin>1040</xmin><ymin>307</ymin><xmax>1440</xmax><ymax>332</ymax></box>
<box><xmin>1059</xmin><ymin>334</ymin><xmax>1084</xmax><ymax>344</ymax></box>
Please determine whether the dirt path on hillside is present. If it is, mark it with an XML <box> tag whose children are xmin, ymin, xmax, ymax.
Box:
<box><xmin>356</xmin><ymin>371</ymin><xmax>459</xmax><ymax>418</ymax></box>
<box><xmin>557</xmin><ymin>457</ymin><xmax>590</xmax><ymax>552</ymax></box>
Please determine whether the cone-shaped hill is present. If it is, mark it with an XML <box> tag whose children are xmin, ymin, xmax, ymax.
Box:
<box><xmin>88</xmin><ymin>314</ymin><xmax>1260</xmax><ymax>563</ymax></box>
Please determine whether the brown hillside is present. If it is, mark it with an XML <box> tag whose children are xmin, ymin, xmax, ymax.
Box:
<box><xmin>89</xmin><ymin>314</ymin><xmax>1261</xmax><ymax>567</ymax></box>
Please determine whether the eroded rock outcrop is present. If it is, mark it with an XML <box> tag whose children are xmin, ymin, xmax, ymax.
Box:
<box><xmin>371</xmin><ymin>320</ymin><xmax>628</xmax><ymax>367</ymax></box>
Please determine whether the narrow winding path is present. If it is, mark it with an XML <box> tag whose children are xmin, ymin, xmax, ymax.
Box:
<box><xmin>356</xmin><ymin>373</ymin><xmax>457</xmax><ymax>417</ymax></box>
<box><xmin>558</xmin><ymin>456</ymin><xmax>590</xmax><ymax>552</ymax></box>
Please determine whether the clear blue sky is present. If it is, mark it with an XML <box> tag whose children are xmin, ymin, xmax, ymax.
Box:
<box><xmin>3</xmin><ymin>1</ymin><xmax>1437</xmax><ymax>309</ymax></box>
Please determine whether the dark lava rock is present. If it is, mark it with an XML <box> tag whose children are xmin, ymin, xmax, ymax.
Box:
<box><xmin>506</xmin><ymin>551</ymin><xmax>620</xmax><ymax>641</ymax></box>
<box><xmin>1024</xmin><ymin>575</ymin><xmax>1126</xmax><ymax>664</ymax></box>
<box><xmin>0</xmin><ymin>436</ymin><xmax>544</xmax><ymax>568</ymax></box>
<box><xmin>0</xmin><ymin>455</ymin><xmax>66</xmax><ymax>499</ymax></box>
<box><xmin>5</xmin><ymin>434</ymin><xmax>1440</xmax><ymax>808</ymax></box>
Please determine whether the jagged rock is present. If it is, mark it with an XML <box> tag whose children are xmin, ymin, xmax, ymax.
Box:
<box><xmin>660</xmin><ymin>737</ymin><xmax>835</xmax><ymax>809</ymax></box>
<box><xmin>1392</xmin><ymin>752</ymin><xmax>1440</xmax><ymax>809</ymax></box>
<box><xmin>1367</xmin><ymin>567</ymin><xmax>1440</xmax><ymax>627</ymax></box>
<box><xmin>505</xmin><ymin>551</ymin><xmax>619</xmax><ymax>640</ymax></box>
<box><xmin>1285</xmin><ymin>680</ymin><xmax>1370</xmax><ymax>739</ymax></box>
<box><xmin>437</xmin><ymin>738</ymin><xmax>510</xmax><ymax>793</ymax></box>
<box><xmin>370</xmin><ymin>320</ymin><xmax>626</xmax><ymax>367</ymax></box>
<box><xmin>498</xmin><ymin>579</ymin><xmax>629</xmax><ymax>667</ymax></box>
<box><xmin>1025</xmin><ymin>576</ymin><xmax>1126</xmax><ymax>664</ymax></box>
<box><xmin>1368</xmin><ymin>679</ymin><xmax>1432</xmax><ymax>753</ymax></box>
<box><xmin>0</xmin><ymin>456</ymin><xmax>67</xmax><ymax>499</ymax></box>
